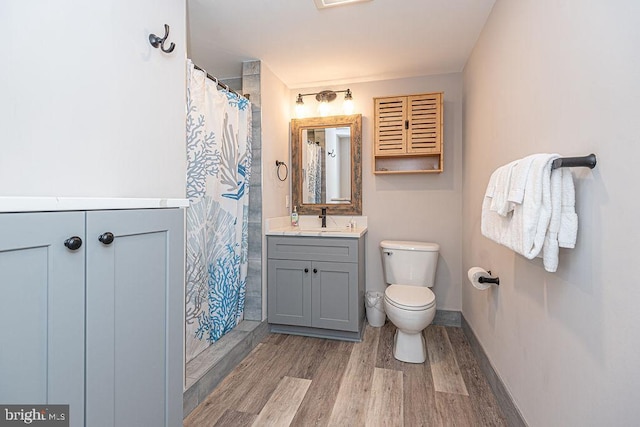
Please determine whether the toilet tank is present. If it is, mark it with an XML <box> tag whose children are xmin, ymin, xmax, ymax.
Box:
<box><xmin>380</xmin><ymin>240</ymin><xmax>439</xmax><ymax>287</ymax></box>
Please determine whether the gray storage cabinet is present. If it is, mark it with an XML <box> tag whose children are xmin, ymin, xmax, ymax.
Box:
<box><xmin>0</xmin><ymin>208</ymin><xmax>184</xmax><ymax>427</ymax></box>
<box><xmin>267</xmin><ymin>235</ymin><xmax>365</xmax><ymax>341</ymax></box>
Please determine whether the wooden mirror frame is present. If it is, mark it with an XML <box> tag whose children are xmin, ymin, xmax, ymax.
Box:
<box><xmin>291</xmin><ymin>114</ymin><xmax>362</xmax><ymax>215</ymax></box>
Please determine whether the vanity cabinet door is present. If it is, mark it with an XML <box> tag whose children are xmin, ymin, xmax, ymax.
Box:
<box><xmin>85</xmin><ymin>208</ymin><xmax>183</xmax><ymax>427</ymax></box>
<box><xmin>0</xmin><ymin>212</ymin><xmax>85</xmax><ymax>426</ymax></box>
<box><xmin>311</xmin><ymin>261</ymin><xmax>358</xmax><ymax>332</ymax></box>
<box><xmin>267</xmin><ymin>259</ymin><xmax>312</xmax><ymax>327</ymax></box>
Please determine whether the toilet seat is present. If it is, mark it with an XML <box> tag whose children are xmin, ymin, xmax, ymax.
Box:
<box><xmin>385</xmin><ymin>284</ymin><xmax>435</xmax><ymax>311</ymax></box>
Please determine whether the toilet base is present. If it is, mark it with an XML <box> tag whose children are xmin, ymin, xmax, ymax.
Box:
<box><xmin>393</xmin><ymin>329</ymin><xmax>426</xmax><ymax>364</ymax></box>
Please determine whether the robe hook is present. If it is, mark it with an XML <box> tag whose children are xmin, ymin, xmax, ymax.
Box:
<box><xmin>149</xmin><ymin>24</ymin><xmax>175</xmax><ymax>53</ymax></box>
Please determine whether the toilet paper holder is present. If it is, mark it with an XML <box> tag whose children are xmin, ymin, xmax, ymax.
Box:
<box><xmin>478</xmin><ymin>271</ymin><xmax>500</xmax><ymax>286</ymax></box>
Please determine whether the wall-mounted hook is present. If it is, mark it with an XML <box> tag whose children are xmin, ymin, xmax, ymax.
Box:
<box><xmin>327</xmin><ymin>149</ymin><xmax>336</xmax><ymax>158</ymax></box>
<box><xmin>149</xmin><ymin>24</ymin><xmax>175</xmax><ymax>53</ymax></box>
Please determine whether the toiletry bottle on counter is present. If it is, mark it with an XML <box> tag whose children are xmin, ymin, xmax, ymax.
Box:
<box><xmin>291</xmin><ymin>206</ymin><xmax>299</xmax><ymax>226</ymax></box>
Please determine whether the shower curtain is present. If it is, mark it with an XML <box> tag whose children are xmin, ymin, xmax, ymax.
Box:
<box><xmin>305</xmin><ymin>141</ymin><xmax>322</xmax><ymax>203</ymax></box>
<box><xmin>185</xmin><ymin>60</ymin><xmax>252</xmax><ymax>363</ymax></box>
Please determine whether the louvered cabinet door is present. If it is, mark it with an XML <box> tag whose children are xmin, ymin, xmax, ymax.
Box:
<box><xmin>407</xmin><ymin>93</ymin><xmax>442</xmax><ymax>154</ymax></box>
<box><xmin>374</xmin><ymin>96</ymin><xmax>407</xmax><ymax>155</ymax></box>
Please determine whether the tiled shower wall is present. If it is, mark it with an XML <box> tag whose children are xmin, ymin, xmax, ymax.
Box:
<box><xmin>242</xmin><ymin>60</ymin><xmax>262</xmax><ymax>321</ymax></box>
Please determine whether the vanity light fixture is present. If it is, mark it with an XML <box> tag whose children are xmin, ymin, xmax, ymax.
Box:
<box><xmin>295</xmin><ymin>89</ymin><xmax>354</xmax><ymax>118</ymax></box>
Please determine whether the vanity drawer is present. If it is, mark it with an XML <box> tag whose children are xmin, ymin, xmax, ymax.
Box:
<box><xmin>267</xmin><ymin>236</ymin><xmax>358</xmax><ymax>263</ymax></box>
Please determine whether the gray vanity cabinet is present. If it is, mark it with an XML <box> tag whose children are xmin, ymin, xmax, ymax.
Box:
<box><xmin>0</xmin><ymin>208</ymin><xmax>183</xmax><ymax>427</ymax></box>
<box><xmin>267</xmin><ymin>235</ymin><xmax>365</xmax><ymax>341</ymax></box>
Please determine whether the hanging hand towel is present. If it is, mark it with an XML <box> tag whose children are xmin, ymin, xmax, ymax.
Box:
<box><xmin>488</xmin><ymin>160</ymin><xmax>517</xmax><ymax>216</ymax></box>
<box><xmin>482</xmin><ymin>161</ymin><xmax>516</xmax><ymax>245</ymax></box>
<box><xmin>558</xmin><ymin>170</ymin><xmax>578</xmax><ymax>248</ymax></box>
<box><xmin>511</xmin><ymin>154</ymin><xmax>559</xmax><ymax>258</ymax></box>
<box><xmin>506</xmin><ymin>154</ymin><xmax>537</xmax><ymax>212</ymax></box>
<box><xmin>541</xmin><ymin>167</ymin><xmax>563</xmax><ymax>272</ymax></box>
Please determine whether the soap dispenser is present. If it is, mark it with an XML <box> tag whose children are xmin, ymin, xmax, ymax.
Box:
<box><xmin>291</xmin><ymin>206</ymin><xmax>299</xmax><ymax>227</ymax></box>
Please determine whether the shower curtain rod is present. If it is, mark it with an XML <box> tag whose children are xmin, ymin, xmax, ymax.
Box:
<box><xmin>193</xmin><ymin>63</ymin><xmax>248</xmax><ymax>99</ymax></box>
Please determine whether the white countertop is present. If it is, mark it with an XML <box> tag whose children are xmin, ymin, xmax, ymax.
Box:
<box><xmin>265</xmin><ymin>215</ymin><xmax>368</xmax><ymax>238</ymax></box>
<box><xmin>0</xmin><ymin>197</ymin><xmax>189</xmax><ymax>213</ymax></box>
<box><xmin>266</xmin><ymin>225</ymin><xmax>367</xmax><ymax>238</ymax></box>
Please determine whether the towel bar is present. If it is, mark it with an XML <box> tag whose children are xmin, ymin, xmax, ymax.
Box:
<box><xmin>551</xmin><ymin>154</ymin><xmax>597</xmax><ymax>170</ymax></box>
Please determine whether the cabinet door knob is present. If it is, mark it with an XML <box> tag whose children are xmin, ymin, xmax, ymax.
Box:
<box><xmin>98</xmin><ymin>232</ymin><xmax>115</xmax><ymax>245</ymax></box>
<box><xmin>313</xmin><ymin>268</ymin><xmax>318</xmax><ymax>274</ymax></box>
<box><xmin>64</xmin><ymin>236</ymin><xmax>83</xmax><ymax>250</ymax></box>
<box><xmin>304</xmin><ymin>268</ymin><xmax>309</xmax><ymax>273</ymax></box>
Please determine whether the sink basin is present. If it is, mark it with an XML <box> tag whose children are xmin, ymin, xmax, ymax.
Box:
<box><xmin>265</xmin><ymin>223</ymin><xmax>367</xmax><ymax>238</ymax></box>
<box><xmin>299</xmin><ymin>227</ymin><xmax>347</xmax><ymax>233</ymax></box>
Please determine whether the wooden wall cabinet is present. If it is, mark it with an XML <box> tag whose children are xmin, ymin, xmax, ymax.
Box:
<box><xmin>373</xmin><ymin>92</ymin><xmax>443</xmax><ymax>174</ymax></box>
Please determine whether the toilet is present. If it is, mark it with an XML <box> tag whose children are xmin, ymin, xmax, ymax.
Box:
<box><xmin>380</xmin><ymin>240</ymin><xmax>439</xmax><ymax>363</ymax></box>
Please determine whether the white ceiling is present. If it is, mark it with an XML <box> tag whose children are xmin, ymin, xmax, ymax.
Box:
<box><xmin>187</xmin><ymin>0</ymin><xmax>495</xmax><ymax>89</ymax></box>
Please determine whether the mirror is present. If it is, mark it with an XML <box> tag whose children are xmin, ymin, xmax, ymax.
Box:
<box><xmin>291</xmin><ymin>114</ymin><xmax>362</xmax><ymax>215</ymax></box>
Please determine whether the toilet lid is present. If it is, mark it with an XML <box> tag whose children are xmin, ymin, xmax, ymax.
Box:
<box><xmin>380</xmin><ymin>240</ymin><xmax>440</xmax><ymax>252</ymax></box>
<box><xmin>385</xmin><ymin>285</ymin><xmax>435</xmax><ymax>310</ymax></box>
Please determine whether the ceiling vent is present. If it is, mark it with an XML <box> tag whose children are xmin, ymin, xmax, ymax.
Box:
<box><xmin>313</xmin><ymin>0</ymin><xmax>372</xmax><ymax>9</ymax></box>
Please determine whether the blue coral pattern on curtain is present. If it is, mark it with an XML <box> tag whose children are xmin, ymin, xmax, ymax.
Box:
<box><xmin>184</xmin><ymin>60</ymin><xmax>252</xmax><ymax>362</ymax></box>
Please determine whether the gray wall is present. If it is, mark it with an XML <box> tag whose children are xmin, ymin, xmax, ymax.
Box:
<box><xmin>463</xmin><ymin>0</ymin><xmax>640</xmax><ymax>424</ymax></box>
<box><xmin>292</xmin><ymin>73</ymin><xmax>464</xmax><ymax>310</ymax></box>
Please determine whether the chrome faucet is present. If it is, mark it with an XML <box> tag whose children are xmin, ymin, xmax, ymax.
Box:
<box><xmin>319</xmin><ymin>207</ymin><xmax>327</xmax><ymax>228</ymax></box>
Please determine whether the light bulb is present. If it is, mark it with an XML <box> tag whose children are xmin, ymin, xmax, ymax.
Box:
<box><xmin>318</xmin><ymin>100</ymin><xmax>330</xmax><ymax>117</ymax></box>
<box><xmin>343</xmin><ymin>89</ymin><xmax>354</xmax><ymax>114</ymax></box>
<box><xmin>295</xmin><ymin>94</ymin><xmax>305</xmax><ymax>118</ymax></box>
<box><xmin>343</xmin><ymin>99</ymin><xmax>354</xmax><ymax>115</ymax></box>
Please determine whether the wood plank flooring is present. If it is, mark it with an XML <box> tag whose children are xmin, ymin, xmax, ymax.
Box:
<box><xmin>184</xmin><ymin>322</ymin><xmax>506</xmax><ymax>427</ymax></box>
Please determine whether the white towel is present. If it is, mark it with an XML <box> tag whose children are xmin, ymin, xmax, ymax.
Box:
<box><xmin>542</xmin><ymin>167</ymin><xmax>563</xmax><ymax>272</ymax></box>
<box><xmin>506</xmin><ymin>154</ymin><xmax>537</xmax><ymax>212</ymax></box>
<box><xmin>481</xmin><ymin>193</ymin><xmax>512</xmax><ymax>249</ymax></box>
<box><xmin>558</xmin><ymin>170</ymin><xmax>578</xmax><ymax>248</ymax></box>
<box><xmin>481</xmin><ymin>154</ymin><xmax>559</xmax><ymax>260</ymax></box>
<box><xmin>541</xmin><ymin>167</ymin><xmax>579</xmax><ymax>271</ymax></box>
<box><xmin>488</xmin><ymin>161</ymin><xmax>517</xmax><ymax>216</ymax></box>
<box><xmin>484</xmin><ymin>169</ymin><xmax>498</xmax><ymax>199</ymax></box>
<box><xmin>481</xmin><ymin>161</ymin><xmax>516</xmax><ymax>243</ymax></box>
<box><xmin>516</xmin><ymin>154</ymin><xmax>559</xmax><ymax>259</ymax></box>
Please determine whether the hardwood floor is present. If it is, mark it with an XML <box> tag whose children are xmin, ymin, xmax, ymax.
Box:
<box><xmin>184</xmin><ymin>322</ymin><xmax>506</xmax><ymax>427</ymax></box>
